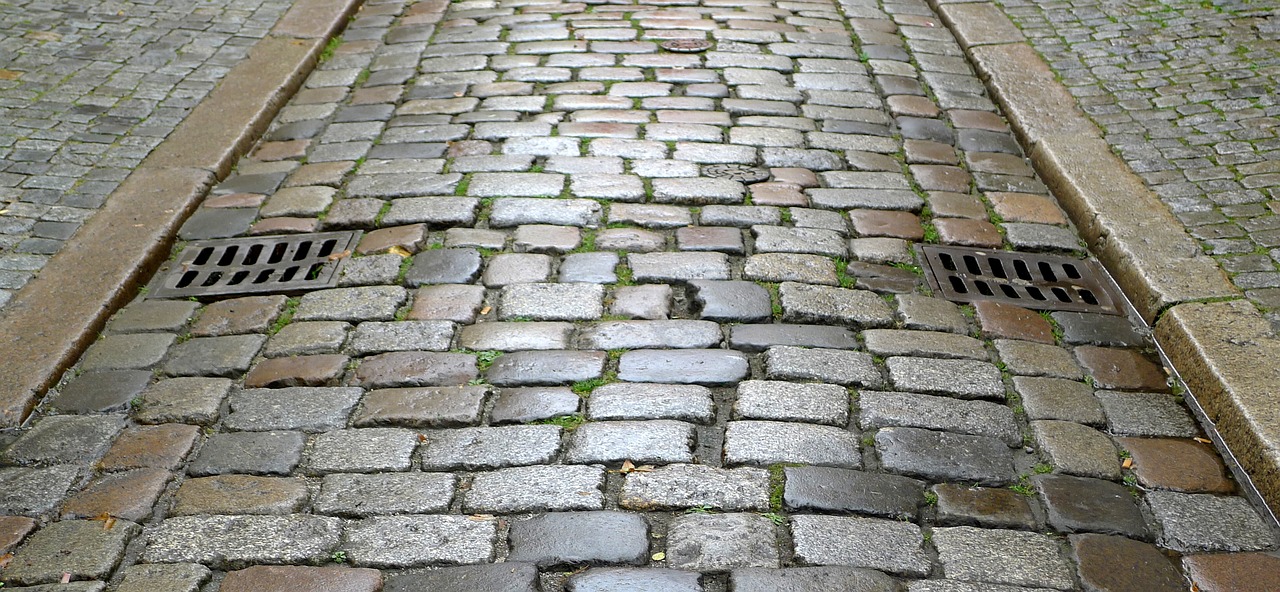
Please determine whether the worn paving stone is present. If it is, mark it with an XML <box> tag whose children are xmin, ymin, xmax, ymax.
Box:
<box><xmin>242</xmin><ymin>354</ymin><xmax>350</xmax><ymax>389</ymax></box>
<box><xmin>617</xmin><ymin>349</ymin><xmax>748</xmax><ymax>385</ymax></box>
<box><xmin>162</xmin><ymin>334</ymin><xmax>265</xmax><ymax>378</ymax></box>
<box><xmin>490</xmin><ymin>198</ymin><xmax>601</xmax><ymax>228</ymax></box>
<box><xmin>350</xmin><ymin>321</ymin><xmax>454</xmax><ymax>354</ymax></box>
<box><xmin>303</xmin><ymin>428</ymin><xmax>420</xmax><ymax>474</ymax></box>
<box><xmin>190</xmin><ymin>295</ymin><xmax>286</xmax><ymax>337</ymax></box>
<box><xmin>2</xmin><ymin>415</ymin><xmax>125</xmax><ymax>467</ymax></box>
<box><xmin>1073</xmin><ymin>346</ymin><xmax>1169</xmax><ymax>392</ymax></box>
<box><xmin>383</xmin><ymin>563</ymin><xmax>539</xmax><ymax>592</ymax></box>
<box><xmin>859</xmin><ymin>390</ymin><xmax>1021</xmax><ymax>446</ymax></box>
<box><xmin>49</xmin><ymin>370</ymin><xmax>152</xmax><ymax>413</ymax></box>
<box><xmin>506</xmin><ymin>511</ymin><xmax>649</xmax><ymax>567</ymax></box>
<box><xmin>293</xmin><ymin>286</ymin><xmax>407</xmax><ymax>322</ymax></box>
<box><xmin>463</xmin><ymin>465</ymin><xmax>606</xmax><ymax>513</ymax></box>
<box><xmin>1145</xmin><ymin>491</ymin><xmax>1276</xmax><ymax>553</ymax></box>
<box><xmin>106</xmin><ymin>300</ymin><xmax>198</xmax><ymax>334</ymax></box>
<box><xmin>1033</xmin><ymin>474</ymin><xmax>1149</xmax><ymax>540</ymax></box>
<box><xmin>0</xmin><ymin>516</ymin><xmax>37</xmax><ymax>555</ymax></box>
<box><xmin>784</xmin><ymin>466</ymin><xmax>924</xmax><ymax>519</ymax></box>
<box><xmin>485</xmin><ymin>254</ymin><xmax>552</xmax><ymax>287</ymax></box>
<box><xmin>0</xmin><ymin>466</ymin><xmax>80</xmax><ymax>517</ymax></box>
<box><xmin>1116</xmin><ymin>437</ymin><xmax>1234</xmax><ymax>494</ymax></box>
<box><xmin>409</xmin><ymin>285</ymin><xmax>486</xmax><ymax>322</ymax></box>
<box><xmin>343</xmin><ymin>515</ymin><xmax>497</xmax><ymax>568</ymax></box>
<box><xmin>1051</xmin><ymin>312</ymin><xmax>1148</xmax><ymax>348</ymax></box>
<box><xmin>219</xmin><ymin>566</ymin><xmax>382</xmax><ymax>592</ymax></box>
<box><xmin>764</xmin><ymin>346</ymin><xmax>883</xmax><ymax>387</ymax></box>
<box><xmin>875</xmin><ymin>427</ymin><xmax>1015</xmax><ymax>486</ymax></box>
<box><xmin>729</xmin><ymin>324</ymin><xmax>858</xmax><ymax>352</ymax></box>
<box><xmin>404</xmin><ymin>249</ymin><xmax>484</xmax><ymax>286</ymax></box>
<box><xmin>187</xmin><ymin>431</ymin><xmax>305</xmax><ymax>477</ymax></box>
<box><xmin>1094</xmin><ymin>391</ymin><xmax>1197</xmax><ymax>437</ymax></box>
<box><xmin>1182</xmin><ymin>552</ymin><xmax>1280</xmax><ymax>592</ymax></box>
<box><xmin>629</xmin><ymin>252</ymin><xmax>731</xmax><ymax>282</ymax></box>
<box><xmin>313</xmin><ymin>472</ymin><xmax>456</xmax><ymax>517</ymax></box>
<box><xmin>778</xmin><ymin>282</ymin><xmax>895</xmax><ymax>328</ymax></box>
<box><xmin>731</xmin><ymin>567</ymin><xmax>899</xmax><ymax>592</ymax></box>
<box><xmin>264</xmin><ymin>322</ymin><xmax>350</xmax><ymax>357</ymax></box>
<box><xmin>587</xmin><ymin>383</ymin><xmax>714</xmax><ymax>424</ymax></box>
<box><xmin>60</xmin><ymin>467</ymin><xmax>170</xmax><ymax>521</ymax></box>
<box><xmin>566</xmin><ymin>568</ymin><xmax>702</xmax><ymax>592</ymax></box>
<box><xmin>886</xmin><ymin>357</ymin><xmax>1006</xmax><ymax>400</ymax></box>
<box><xmin>3</xmin><ymin>519</ymin><xmax>140</xmax><ymax>585</ymax></box>
<box><xmin>79</xmin><ymin>333</ymin><xmax>175</xmax><ymax>371</ymax></box>
<box><xmin>895</xmin><ymin>295</ymin><xmax>969</xmax><ymax>334</ymax></box>
<box><xmin>724</xmin><ymin>420</ymin><xmax>861</xmax><ymax>468</ymax></box>
<box><xmin>490</xmin><ymin>387</ymin><xmax>581</xmax><ymax>425</ymax></box>
<box><xmin>974</xmin><ymin>302</ymin><xmax>1056</xmax><ymax>344</ymax></box>
<box><xmin>171</xmin><ymin>475</ymin><xmax>310</xmax><ymax>516</ymax></box>
<box><xmin>932</xmin><ymin>483</ymin><xmax>1038</xmax><ymax>530</ymax></box>
<box><xmin>1032</xmin><ymin>420</ymin><xmax>1121</xmax><ymax>480</ymax></box>
<box><xmin>354</xmin><ymin>352</ymin><xmax>478</xmax><ymax>388</ymax></box>
<box><xmin>667</xmin><ymin>513</ymin><xmax>780</xmax><ymax>572</ymax></box>
<box><xmin>577</xmin><ymin>320</ymin><xmax>722</xmax><ymax>350</ymax></box>
<box><xmin>486</xmin><ymin>351</ymin><xmax>606</xmax><ymax>386</ymax></box>
<box><xmin>931</xmin><ymin>526</ymin><xmax>1076</xmax><ymax>591</ymax></box>
<box><xmin>994</xmin><ymin>340</ymin><xmax>1082</xmax><ymax>379</ymax></box>
<box><xmin>620</xmin><ymin>464</ymin><xmax>770</xmax><ymax>511</ymax></box>
<box><xmin>421</xmin><ymin>425</ymin><xmax>563</xmax><ymax>471</ymax></box>
<box><xmin>743</xmin><ymin>253</ymin><xmax>840</xmax><ymax>285</ymax></box>
<box><xmin>1013</xmin><ymin>376</ymin><xmax>1105</xmax><ymax>426</ymax></box>
<box><xmin>113</xmin><ymin>563</ymin><xmax>211</xmax><ymax>592</ymax></box>
<box><xmin>1068</xmin><ymin>534</ymin><xmax>1185</xmax><ymax>592</ymax></box>
<box><xmin>791</xmin><ymin>515</ymin><xmax>930</xmax><ymax>577</ymax></box>
<box><xmin>131</xmin><ymin>377</ymin><xmax>229</xmax><ymax>426</ymax></box>
<box><xmin>862</xmin><ymin>330</ymin><xmax>986</xmax><ymax>360</ymax></box>
<box><xmin>565</xmin><ymin>420</ymin><xmax>695</xmax><ymax>465</ymax></box>
<box><xmin>224</xmin><ymin>387</ymin><xmax>361</xmax><ymax>432</ymax></box>
<box><xmin>687</xmin><ymin>280</ymin><xmax>772</xmax><ymax>323</ymax></box>
<box><xmin>735</xmin><ymin>380</ymin><xmax>849</xmax><ymax>426</ymax></box>
<box><xmin>352</xmin><ymin>386</ymin><xmax>488</xmax><ymax>428</ymax></box>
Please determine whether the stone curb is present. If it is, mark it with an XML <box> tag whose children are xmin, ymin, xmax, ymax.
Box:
<box><xmin>931</xmin><ymin>0</ymin><xmax>1280</xmax><ymax>511</ymax></box>
<box><xmin>0</xmin><ymin>0</ymin><xmax>365</xmax><ymax>427</ymax></box>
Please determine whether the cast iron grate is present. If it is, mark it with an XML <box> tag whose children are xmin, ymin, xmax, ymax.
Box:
<box><xmin>702</xmin><ymin>164</ymin><xmax>770</xmax><ymax>183</ymax></box>
<box><xmin>149</xmin><ymin>231</ymin><xmax>362</xmax><ymax>299</ymax></box>
<box><xmin>919</xmin><ymin>245</ymin><xmax>1122</xmax><ymax>315</ymax></box>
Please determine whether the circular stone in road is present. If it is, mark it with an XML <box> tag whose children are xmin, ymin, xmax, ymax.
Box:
<box><xmin>661</xmin><ymin>38</ymin><xmax>713</xmax><ymax>53</ymax></box>
<box><xmin>702</xmin><ymin>164</ymin><xmax>771</xmax><ymax>183</ymax></box>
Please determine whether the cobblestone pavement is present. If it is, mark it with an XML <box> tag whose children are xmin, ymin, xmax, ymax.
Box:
<box><xmin>3</xmin><ymin>0</ymin><xmax>1280</xmax><ymax>590</ymax></box>
<box><xmin>0</xmin><ymin>0</ymin><xmax>291</xmax><ymax>309</ymax></box>
<box><xmin>996</xmin><ymin>0</ymin><xmax>1280</xmax><ymax>313</ymax></box>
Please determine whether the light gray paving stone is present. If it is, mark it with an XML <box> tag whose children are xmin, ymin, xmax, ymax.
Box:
<box><xmin>2</xmin><ymin>518</ymin><xmax>140</xmax><ymax>585</ymax></box>
<box><xmin>931</xmin><ymin>527</ymin><xmax>1077</xmax><ymax>591</ymax></box>
<box><xmin>381</xmin><ymin>197</ymin><xmax>479</xmax><ymax>226</ymax></box>
<box><xmin>994</xmin><ymin>340</ymin><xmax>1082</xmax><ymax>379</ymax></box>
<box><xmin>859</xmin><ymin>391</ymin><xmax>1021</xmax><ymax>446</ymax></box>
<box><xmin>862</xmin><ymin>330</ymin><xmax>987</xmax><ymax>360</ymax></box>
<box><xmin>490</xmin><ymin>387</ymin><xmax>581</xmax><ymax>425</ymax></box>
<box><xmin>1032</xmin><ymin>420</ymin><xmax>1121</xmax><ymax>480</ymax></box>
<box><xmin>560</xmin><ymin>252</ymin><xmax>619</xmax><ymax>283</ymax></box>
<box><xmin>699</xmin><ymin>205</ymin><xmax>782</xmax><ymax>228</ymax></box>
<box><xmin>667</xmin><ymin>513</ymin><xmax>780</xmax><ymax>571</ymax></box>
<box><xmin>1</xmin><ymin>415</ymin><xmax>125</xmax><ymax>467</ymax></box>
<box><xmin>224</xmin><ymin>387</ymin><xmax>361</xmax><ymax>433</ymax></box>
<box><xmin>303</xmin><ymin>428</ymin><xmax>420</xmax><ymax>475</ymax></box>
<box><xmin>617</xmin><ymin>350</ymin><xmax>749</xmax><ymax>385</ymax></box>
<box><xmin>807</xmin><ymin>188</ymin><xmax>924</xmax><ymax>211</ymax></box>
<box><xmin>886</xmin><ymin>357</ymin><xmax>1006</xmax><ymax>400</ymax></box>
<box><xmin>343</xmin><ymin>515</ymin><xmax>497</xmax><ymax>567</ymax></box>
<box><xmin>629</xmin><ymin>252</ymin><xmax>731</xmax><ymax>282</ymax></box>
<box><xmin>294</xmin><ymin>286</ymin><xmax>407</xmax><ymax>322</ymax></box>
<box><xmin>313</xmin><ymin>472</ymin><xmax>457</xmax><ymax>517</ymax></box>
<box><xmin>351</xmin><ymin>386</ymin><xmax>488</xmax><ymax>429</ymax></box>
<box><xmin>1013</xmin><ymin>377</ymin><xmax>1105</xmax><ymax>426</ymax></box>
<box><xmin>421</xmin><ymin>425</ymin><xmax>563</xmax><ymax>470</ymax></box>
<box><xmin>784</xmin><ymin>466</ymin><xmax>924</xmax><ymax>519</ymax></box>
<box><xmin>753</xmin><ymin>226</ymin><xmax>847</xmax><ymax>257</ymax></box>
<box><xmin>596</xmin><ymin>229</ymin><xmax>667</xmax><ymax>253</ymax></box>
<box><xmin>789</xmin><ymin>208</ymin><xmax>847</xmax><ymax>235</ymax></box>
<box><xmin>162</xmin><ymin>335</ymin><xmax>265</xmax><ymax>378</ymax></box>
<box><xmin>729</xmin><ymin>324</ymin><xmax>858</xmax><ymax>352</ymax></box>
<box><xmin>513</xmin><ymin>225</ymin><xmax>581</xmax><ymax>254</ymax></box>
<box><xmin>483</xmin><ymin>253</ymin><xmax>553</xmax><ymax>286</ymax></box>
<box><xmin>503</xmin><ymin>136</ymin><xmax>582</xmax><ymax>156</ymax></box>
<box><xmin>724</xmin><ymin>421</ymin><xmax>861</xmax><ymax>468</ymax></box>
<box><xmin>264</xmin><ymin>322</ymin><xmax>349</xmax><ymax>358</ymax></box>
<box><xmin>587</xmin><ymin>383</ymin><xmax>714</xmax><ymax>424</ymax></box>
<box><xmin>486</xmin><ymin>351</ymin><xmax>607</xmax><ymax>386</ymax></box>
<box><xmin>384</xmin><ymin>563</ymin><xmax>539</xmax><ymax>592</ymax></box>
<box><xmin>499</xmin><ymin>283</ymin><xmax>604</xmax><ymax>321</ymax></box>
<box><xmin>610</xmin><ymin>285</ymin><xmax>672</xmax><ymax>319</ymax></box>
<box><xmin>778</xmin><ymin>282</ymin><xmax>895</xmax><ymax>328</ymax></box>
<box><xmin>349</xmin><ymin>321</ymin><xmax>454</xmax><ymax>354</ymax></box>
<box><xmin>405</xmin><ymin>249</ymin><xmax>483</xmax><ymax>286</ymax></box>
<box><xmin>187</xmin><ymin>431</ymin><xmax>305</xmax><ymax>477</ymax></box>
<box><xmin>1094</xmin><ymin>391</ymin><xmax>1198</xmax><ymax>437</ymax></box>
<box><xmin>459</xmin><ymin>322</ymin><xmax>574</xmax><ymax>351</ymax></box>
<box><xmin>620</xmin><ymin>464</ymin><xmax>770</xmax><ymax>511</ymax></box>
<box><xmin>567</xmin><ymin>568</ymin><xmax>702</xmax><ymax>592</ymax></box>
<box><xmin>564</xmin><ymin>420</ymin><xmax>696</xmax><ymax>464</ymax></box>
<box><xmin>1146</xmin><ymin>491</ymin><xmax>1276</xmax><ymax>552</ymax></box>
<box><xmin>850</xmin><ymin>237</ymin><xmax>915</xmax><ymax>265</ymax></box>
<box><xmin>631</xmin><ymin>159</ymin><xmax>701</xmax><ymax>178</ymax></box>
<box><xmin>346</xmin><ymin>173</ymin><xmax>463</xmax><ymax>198</ymax></box>
<box><xmin>764</xmin><ymin>346</ymin><xmax>883</xmax><ymax>388</ymax></box>
<box><xmin>588</xmin><ymin>138</ymin><xmax>668</xmax><ymax>160</ymax></box>
<box><xmin>875</xmin><ymin>427</ymin><xmax>1015</xmax><ymax>486</ymax></box>
<box><xmin>790</xmin><ymin>515</ymin><xmax>930</xmax><ymax>577</ymax></box>
<box><xmin>731</xmin><ymin>567</ymin><xmax>899</xmax><ymax>592</ymax></box>
<box><xmin>463</xmin><ymin>465</ymin><xmax>606</xmax><ymax>513</ymax></box>
<box><xmin>133</xmin><ymin>377</ymin><xmax>232</xmax><ymax>426</ymax></box>
<box><xmin>743</xmin><ymin>253</ymin><xmax>840</xmax><ymax>285</ymax></box>
<box><xmin>735</xmin><ymin>380</ymin><xmax>849</xmax><ymax>426</ymax></box>
<box><xmin>507</xmin><ymin>511</ymin><xmax>648</xmax><ymax>567</ymax></box>
<box><xmin>489</xmin><ymin>198</ymin><xmax>602</xmax><ymax>228</ymax></box>
<box><xmin>144</xmin><ymin>515</ymin><xmax>343</xmax><ymax>569</ymax></box>
<box><xmin>571</xmin><ymin>174</ymin><xmax>647</xmax><ymax>200</ymax></box>
<box><xmin>652</xmin><ymin>178</ymin><xmax>747</xmax><ymax>205</ymax></box>
<box><xmin>688</xmin><ymin>280</ymin><xmax>773</xmax><ymax>323</ymax></box>
<box><xmin>0</xmin><ymin>466</ymin><xmax>79</xmax><ymax>517</ymax></box>
<box><xmin>546</xmin><ymin>157</ymin><xmax>625</xmax><ymax>175</ymax></box>
<box><xmin>79</xmin><ymin>333</ymin><xmax>174</xmax><ymax>371</ymax></box>
<box><xmin>578</xmin><ymin>320</ymin><xmax>722</xmax><ymax>350</ymax></box>
<box><xmin>907</xmin><ymin>581</ymin><xmax>1061</xmax><ymax>592</ymax></box>
<box><xmin>354</xmin><ymin>352</ymin><xmax>478</xmax><ymax>388</ymax></box>
<box><xmin>609</xmin><ymin>204</ymin><xmax>692</xmax><ymax>228</ymax></box>
<box><xmin>113</xmin><ymin>563</ymin><xmax>211</xmax><ymax>592</ymax></box>
<box><xmin>446</xmin><ymin>228</ymin><xmax>507</xmax><ymax>250</ymax></box>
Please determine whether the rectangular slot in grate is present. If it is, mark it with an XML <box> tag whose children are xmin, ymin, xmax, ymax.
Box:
<box><xmin>919</xmin><ymin>245</ymin><xmax>1123</xmax><ymax>315</ymax></box>
<box><xmin>149</xmin><ymin>231</ymin><xmax>362</xmax><ymax>299</ymax></box>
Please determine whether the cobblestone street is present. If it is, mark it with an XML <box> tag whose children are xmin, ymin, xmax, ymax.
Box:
<box><xmin>1</xmin><ymin>0</ymin><xmax>1279</xmax><ymax>590</ymax></box>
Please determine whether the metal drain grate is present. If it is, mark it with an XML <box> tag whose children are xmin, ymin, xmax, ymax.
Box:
<box><xmin>702</xmin><ymin>164</ymin><xmax>770</xmax><ymax>183</ymax></box>
<box><xmin>919</xmin><ymin>245</ymin><xmax>1122</xmax><ymax>315</ymax></box>
<box><xmin>661</xmin><ymin>39</ymin><xmax>713</xmax><ymax>53</ymax></box>
<box><xmin>149</xmin><ymin>231</ymin><xmax>362</xmax><ymax>299</ymax></box>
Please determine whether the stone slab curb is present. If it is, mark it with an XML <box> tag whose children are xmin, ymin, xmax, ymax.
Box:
<box><xmin>930</xmin><ymin>0</ymin><xmax>1280</xmax><ymax>511</ymax></box>
<box><xmin>0</xmin><ymin>0</ymin><xmax>365</xmax><ymax>428</ymax></box>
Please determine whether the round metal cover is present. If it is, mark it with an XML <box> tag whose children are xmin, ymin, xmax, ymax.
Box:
<box><xmin>661</xmin><ymin>39</ymin><xmax>713</xmax><ymax>53</ymax></box>
<box><xmin>702</xmin><ymin>164</ymin><xmax>770</xmax><ymax>183</ymax></box>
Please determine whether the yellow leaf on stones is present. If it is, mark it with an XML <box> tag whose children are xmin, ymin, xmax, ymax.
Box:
<box><xmin>480</xmin><ymin>305</ymin><xmax>491</xmax><ymax>315</ymax></box>
<box><xmin>619</xmin><ymin>459</ymin><xmax>637</xmax><ymax>473</ymax></box>
<box><xmin>651</xmin><ymin>552</ymin><xmax>665</xmax><ymax>561</ymax></box>
<box><xmin>1194</xmin><ymin>437</ymin><xmax>1212</xmax><ymax>444</ymax></box>
<box><xmin>468</xmin><ymin>514</ymin><xmax>494</xmax><ymax>521</ymax></box>
<box><xmin>0</xmin><ymin>70</ymin><xmax>21</xmax><ymax>81</ymax></box>
<box><xmin>327</xmin><ymin>249</ymin><xmax>352</xmax><ymax>261</ymax></box>
<box><xmin>1122</xmin><ymin>458</ymin><xmax>1133</xmax><ymax>469</ymax></box>
<box><xmin>388</xmin><ymin>245</ymin><xmax>412</xmax><ymax>258</ymax></box>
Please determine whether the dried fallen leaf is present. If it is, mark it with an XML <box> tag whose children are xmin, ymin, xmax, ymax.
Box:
<box><xmin>327</xmin><ymin>249</ymin><xmax>352</xmax><ymax>261</ymax></box>
<box><xmin>633</xmin><ymin>464</ymin><xmax>655</xmax><ymax>473</ymax></box>
<box><xmin>619</xmin><ymin>459</ymin><xmax>637</xmax><ymax>474</ymax></box>
<box><xmin>62</xmin><ymin>573</ymin><xmax>72</xmax><ymax>583</ymax></box>
<box><xmin>417</xmin><ymin>433</ymin><xmax>428</xmax><ymax>443</ymax></box>
<box><xmin>388</xmin><ymin>245</ymin><xmax>412</xmax><ymax>258</ymax></box>
<box><xmin>0</xmin><ymin>70</ymin><xmax>23</xmax><ymax>81</ymax></box>
<box><xmin>91</xmin><ymin>512</ymin><xmax>117</xmax><ymax>530</ymax></box>
<box><xmin>1194</xmin><ymin>437</ymin><xmax>1212</xmax><ymax>444</ymax></box>
<box><xmin>1122</xmin><ymin>458</ymin><xmax>1133</xmax><ymax>469</ymax></box>
<box><xmin>0</xmin><ymin>553</ymin><xmax>14</xmax><ymax>569</ymax></box>
<box><xmin>469</xmin><ymin>514</ymin><xmax>494</xmax><ymax>521</ymax></box>
<box><xmin>651</xmin><ymin>552</ymin><xmax>665</xmax><ymax>561</ymax></box>
<box><xmin>480</xmin><ymin>305</ymin><xmax>492</xmax><ymax>315</ymax></box>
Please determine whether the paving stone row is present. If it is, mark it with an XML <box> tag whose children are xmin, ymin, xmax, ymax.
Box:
<box><xmin>2</xmin><ymin>0</ymin><xmax>1278</xmax><ymax>589</ymax></box>
<box><xmin>0</xmin><ymin>0</ymin><xmax>294</xmax><ymax>309</ymax></box>
<box><xmin>994</xmin><ymin>0</ymin><xmax>1280</xmax><ymax>314</ymax></box>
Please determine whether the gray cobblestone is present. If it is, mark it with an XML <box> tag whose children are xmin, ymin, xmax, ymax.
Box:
<box><xmin>463</xmin><ymin>465</ymin><xmax>606</xmax><ymax>513</ymax></box>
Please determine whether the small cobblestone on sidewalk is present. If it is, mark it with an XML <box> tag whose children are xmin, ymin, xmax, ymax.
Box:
<box><xmin>2</xmin><ymin>0</ymin><xmax>1277</xmax><ymax>589</ymax></box>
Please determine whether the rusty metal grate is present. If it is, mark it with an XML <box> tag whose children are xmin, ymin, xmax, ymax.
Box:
<box><xmin>919</xmin><ymin>245</ymin><xmax>1122</xmax><ymax>315</ymax></box>
<box><xmin>149</xmin><ymin>231</ymin><xmax>361</xmax><ymax>299</ymax></box>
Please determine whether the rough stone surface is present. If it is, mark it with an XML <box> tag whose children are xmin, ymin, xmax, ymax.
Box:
<box><xmin>620</xmin><ymin>464</ymin><xmax>771</xmax><ymax>511</ymax></box>
<box><xmin>506</xmin><ymin>511</ymin><xmax>649</xmax><ymax>567</ymax></box>
<box><xmin>1071</xmin><ymin>534</ymin><xmax>1185</xmax><ymax>592</ymax></box>
<box><xmin>587</xmin><ymin>383</ymin><xmax>714</xmax><ymax>424</ymax></box>
<box><xmin>2</xmin><ymin>519</ymin><xmax>140</xmax><ymax>585</ymax></box>
<box><xmin>1033</xmin><ymin>474</ymin><xmax>1149</xmax><ymax>539</ymax></box>
<box><xmin>932</xmin><ymin>526</ymin><xmax>1076</xmax><ymax>590</ymax></box>
<box><xmin>859</xmin><ymin>390</ymin><xmax>1021</xmax><ymax>446</ymax></box>
<box><xmin>731</xmin><ymin>567</ymin><xmax>899</xmax><ymax>592</ymax></box>
<box><xmin>735</xmin><ymin>380</ymin><xmax>849</xmax><ymax>426</ymax></box>
<box><xmin>342</xmin><ymin>515</ymin><xmax>497</xmax><ymax>568</ymax></box>
<box><xmin>565</xmin><ymin>420</ymin><xmax>695</xmax><ymax>465</ymax></box>
<box><xmin>666</xmin><ymin>513</ymin><xmax>780</xmax><ymax>571</ymax></box>
<box><xmin>421</xmin><ymin>425</ymin><xmax>563</xmax><ymax>471</ymax></box>
<box><xmin>313</xmin><ymin>473</ymin><xmax>457</xmax><ymax>517</ymax></box>
<box><xmin>791</xmin><ymin>515</ymin><xmax>931</xmax><ymax>577</ymax></box>
<box><xmin>1145</xmin><ymin>491</ymin><xmax>1277</xmax><ymax>553</ymax></box>
<box><xmin>784</xmin><ymin>466</ymin><xmax>924</xmax><ymax>519</ymax></box>
<box><xmin>218</xmin><ymin>566</ymin><xmax>383</xmax><ymax>592</ymax></box>
<box><xmin>724</xmin><ymin>421</ymin><xmax>861</xmax><ymax>468</ymax></box>
<box><xmin>875</xmin><ymin>427</ymin><xmax>1015</xmax><ymax>485</ymax></box>
<box><xmin>463</xmin><ymin>465</ymin><xmax>606</xmax><ymax>513</ymax></box>
<box><xmin>144</xmin><ymin>515</ymin><xmax>343</xmax><ymax>569</ymax></box>
<box><xmin>886</xmin><ymin>357</ymin><xmax>1006</xmax><ymax>400</ymax></box>
<box><xmin>764</xmin><ymin>346</ymin><xmax>884</xmax><ymax>387</ymax></box>
<box><xmin>384</xmin><ymin>563</ymin><xmax>539</xmax><ymax>592</ymax></box>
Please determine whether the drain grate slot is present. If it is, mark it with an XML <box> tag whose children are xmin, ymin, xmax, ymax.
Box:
<box><xmin>920</xmin><ymin>245</ymin><xmax>1122</xmax><ymax>315</ymax></box>
<box><xmin>149</xmin><ymin>231</ymin><xmax>361</xmax><ymax>299</ymax></box>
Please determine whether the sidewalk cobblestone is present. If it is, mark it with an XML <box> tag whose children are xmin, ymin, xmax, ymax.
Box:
<box><xmin>3</xmin><ymin>0</ymin><xmax>1277</xmax><ymax>588</ymax></box>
